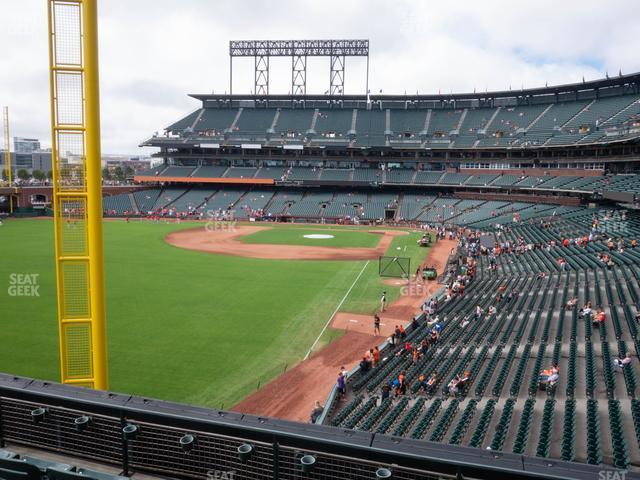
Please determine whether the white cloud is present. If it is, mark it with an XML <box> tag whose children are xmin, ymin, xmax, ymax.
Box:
<box><xmin>0</xmin><ymin>0</ymin><xmax>638</xmax><ymax>154</ymax></box>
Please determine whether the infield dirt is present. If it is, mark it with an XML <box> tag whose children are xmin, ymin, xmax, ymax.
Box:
<box><xmin>165</xmin><ymin>226</ymin><xmax>408</xmax><ymax>261</ymax></box>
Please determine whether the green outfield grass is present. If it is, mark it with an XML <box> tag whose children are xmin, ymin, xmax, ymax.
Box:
<box><xmin>0</xmin><ymin>219</ymin><xmax>428</xmax><ymax>409</ymax></box>
<box><xmin>240</xmin><ymin>226</ymin><xmax>380</xmax><ymax>248</ymax></box>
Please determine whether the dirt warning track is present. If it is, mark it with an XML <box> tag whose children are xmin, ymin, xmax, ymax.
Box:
<box><xmin>165</xmin><ymin>226</ymin><xmax>408</xmax><ymax>261</ymax></box>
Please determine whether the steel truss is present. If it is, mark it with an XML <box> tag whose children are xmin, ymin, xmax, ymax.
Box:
<box><xmin>229</xmin><ymin>39</ymin><xmax>369</xmax><ymax>96</ymax></box>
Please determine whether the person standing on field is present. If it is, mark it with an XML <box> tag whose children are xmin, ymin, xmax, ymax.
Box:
<box><xmin>374</xmin><ymin>314</ymin><xmax>381</xmax><ymax>335</ymax></box>
<box><xmin>381</xmin><ymin>291</ymin><xmax>387</xmax><ymax>312</ymax></box>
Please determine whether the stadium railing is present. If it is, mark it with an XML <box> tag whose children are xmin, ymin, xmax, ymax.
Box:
<box><xmin>0</xmin><ymin>373</ymin><xmax>618</xmax><ymax>480</ymax></box>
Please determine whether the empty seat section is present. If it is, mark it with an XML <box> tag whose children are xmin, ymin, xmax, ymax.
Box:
<box><xmin>357</xmin><ymin>110</ymin><xmax>387</xmax><ymax>138</ymax></box>
<box><xmin>192</xmin><ymin>165</ymin><xmax>228</xmax><ymax>178</ymax></box>
<box><xmin>234</xmin><ymin>190</ymin><xmax>275</xmax><ymax>218</ymax></box>
<box><xmin>102</xmin><ymin>194</ymin><xmax>133</xmax><ymax>215</ymax></box>
<box><xmin>170</xmin><ymin>188</ymin><xmax>217</xmax><ymax>213</ymax></box>
<box><xmin>161</xmin><ymin>166</ymin><xmax>195</xmax><ymax>177</ymax></box>
<box><xmin>465</xmin><ymin>174</ymin><xmax>497</xmax><ymax>186</ymax></box>
<box><xmin>202</xmin><ymin>189</ymin><xmax>246</xmax><ymax>214</ymax></box>
<box><xmin>353</xmin><ymin>168</ymin><xmax>383</xmax><ymax>183</ymax></box>
<box><xmin>320</xmin><ymin>169</ymin><xmax>352</xmax><ymax>181</ymax></box>
<box><xmin>275</xmin><ymin>109</ymin><xmax>314</xmax><ymax>135</ymax></box>
<box><xmin>414</xmin><ymin>171</ymin><xmax>444</xmax><ymax>184</ymax></box>
<box><xmin>390</xmin><ymin>110</ymin><xmax>427</xmax><ymax>138</ymax></box>
<box><xmin>152</xmin><ymin>188</ymin><xmax>188</xmax><ymax>210</ymax></box>
<box><xmin>136</xmin><ymin>165</ymin><xmax>167</xmax><ymax>177</ymax></box>
<box><xmin>133</xmin><ymin>189</ymin><xmax>160</xmax><ymax>213</ymax></box>
<box><xmin>255</xmin><ymin>167</ymin><xmax>286</xmax><ymax>179</ymax></box>
<box><xmin>386</xmin><ymin>169</ymin><xmax>415</xmax><ymax>184</ymax></box>
<box><xmin>315</xmin><ymin>109</ymin><xmax>353</xmax><ymax>137</ymax></box>
<box><xmin>427</xmin><ymin>109</ymin><xmax>462</xmax><ymax>136</ymax></box>
<box><xmin>566</xmin><ymin>95</ymin><xmax>640</xmax><ymax>129</ymax></box>
<box><xmin>166</xmin><ymin>109</ymin><xmax>202</xmax><ymax>133</ymax></box>
<box><xmin>225</xmin><ymin>167</ymin><xmax>257</xmax><ymax>179</ymax></box>
<box><xmin>264</xmin><ymin>191</ymin><xmax>304</xmax><ymax>216</ymax></box>
<box><xmin>234</xmin><ymin>109</ymin><xmax>277</xmax><ymax>136</ymax></box>
<box><xmin>289</xmin><ymin>167</ymin><xmax>320</xmax><ymax>181</ymax></box>
<box><xmin>440</xmin><ymin>173</ymin><xmax>469</xmax><ymax>185</ymax></box>
<box><xmin>192</xmin><ymin>108</ymin><xmax>238</xmax><ymax>135</ymax></box>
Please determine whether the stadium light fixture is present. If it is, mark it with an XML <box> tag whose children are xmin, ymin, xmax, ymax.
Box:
<box><xmin>375</xmin><ymin>467</ymin><xmax>393</xmax><ymax>479</ymax></box>
<box><xmin>179</xmin><ymin>434</ymin><xmax>197</xmax><ymax>453</ymax></box>
<box><xmin>74</xmin><ymin>415</ymin><xmax>92</xmax><ymax>433</ymax></box>
<box><xmin>300</xmin><ymin>454</ymin><xmax>316</xmax><ymax>473</ymax></box>
<box><xmin>237</xmin><ymin>443</ymin><xmax>254</xmax><ymax>463</ymax></box>
<box><xmin>122</xmin><ymin>424</ymin><xmax>139</xmax><ymax>441</ymax></box>
<box><xmin>30</xmin><ymin>407</ymin><xmax>48</xmax><ymax>424</ymax></box>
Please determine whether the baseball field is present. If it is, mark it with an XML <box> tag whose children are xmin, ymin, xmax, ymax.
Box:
<box><xmin>0</xmin><ymin>218</ymin><xmax>432</xmax><ymax>411</ymax></box>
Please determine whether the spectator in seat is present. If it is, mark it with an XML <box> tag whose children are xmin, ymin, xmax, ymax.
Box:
<box><xmin>309</xmin><ymin>401</ymin><xmax>324</xmax><ymax>423</ymax></box>
<box><xmin>448</xmin><ymin>376</ymin><xmax>460</xmax><ymax>396</ymax></box>
<box><xmin>381</xmin><ymin>384</ymin><xmax>391</xmax><ymax>401</ymax></box>
<box><xmin>425</xmin><ymin>373</ymin><xmax>437</xmax><ymax>394</ymax></box>
<box><xmin>359</xmin><ymin>357</ymin><xmax>371</xmax><ymax>374</ymax></box>
<box><xmin>614</xmin><ymin>353</ymin><xmax>633</xmax><ymax>371</ymax></box>
<box><xmin>417</xmin><ymin>374</ymin><xmax>428</xmax><ymax>392</ymax></box>
<box><xmin>337</xmin><ymin>371</ymin><xmax>346</xmax><ymax>396</ymax></box>
<box><xmin>593</xmin><ymin>308</ymin><xmax>606</xmax><ymax>326</ymax></box>
<box><xmin>539</xmin><ymin>364</ymin><xmax>559</xmax><ymax>388</ymax></box>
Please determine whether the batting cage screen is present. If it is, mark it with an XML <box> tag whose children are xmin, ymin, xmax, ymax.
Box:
<box><xmin>378</xmin><ymin>256</ymin><xmax>411</xmax><ymax>278</ymax></box>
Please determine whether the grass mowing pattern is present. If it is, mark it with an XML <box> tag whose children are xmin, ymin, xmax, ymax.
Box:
<box><xmin>0</xmin><ymin>219</ymin><xmax>428</xmax><ymax>408</ymax></box>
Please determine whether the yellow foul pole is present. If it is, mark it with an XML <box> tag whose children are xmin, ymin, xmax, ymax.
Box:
<box><xmin>82</xmin><ymin>0</ymin><xmax>108</xmax><ymax>389</ymax></box>
<box><xmin>2</xmin><ymin>107</ymin><xmax>13</xmax><ymax>213</ymax></box>
<box><xmin>47</xmin><ymin>0</ymin><xmax>108</xmax><ymax>390</ymax></box>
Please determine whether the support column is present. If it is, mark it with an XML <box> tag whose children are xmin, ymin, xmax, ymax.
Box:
<box><xmin>292</xmin><ymin>55</ymin><xmax>306</xmax><ymax>95</ymax></box>
<box><xmin>255</xmin><ymin>55</ymin><xmax>269</xmax><ymax>95</ymax></box>
<box><xmin>330</xmin><ymin>55</ymin><xmax>345</xmax><ymax>95</ymax></box>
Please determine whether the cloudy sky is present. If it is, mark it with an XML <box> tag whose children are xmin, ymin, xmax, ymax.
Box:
<box><xmin>1</xmin><ymin>0</ymin><xmax>639</xmax><ymax>155</ymax></box>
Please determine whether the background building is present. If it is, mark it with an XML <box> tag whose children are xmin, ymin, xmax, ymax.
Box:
<box><xmin>13</xmin><ymin>137</ymin><xmax>40</xmax><ymax>154</ymax></box>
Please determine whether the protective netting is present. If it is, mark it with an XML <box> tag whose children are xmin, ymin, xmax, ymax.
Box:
<box><xmin>379</xmin><ymin>256</ymin><xmax>411</xmax><ymax>278</ymax></box>
<box><xmin>63</xmin><ymin>322</ymin><xmax>93</xmax><ymax>378</ymax></box>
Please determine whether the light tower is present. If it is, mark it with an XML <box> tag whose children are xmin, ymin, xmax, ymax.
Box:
<box><xmin>228</xmin><ymin>40</ymin><xmax>370</xmax><ymax>95</ymax></box>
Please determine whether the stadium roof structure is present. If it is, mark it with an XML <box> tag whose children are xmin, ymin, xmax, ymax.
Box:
<box><xmin>197</xmin><ymin>70</ymin><xmax>640</xmax><ymax>104</ymax></box>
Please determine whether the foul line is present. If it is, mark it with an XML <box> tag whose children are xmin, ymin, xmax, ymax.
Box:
<box><xmin>304</xmin><ymin>260</ymin><xmax>370</xmax><ymax>360</ymax></box>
